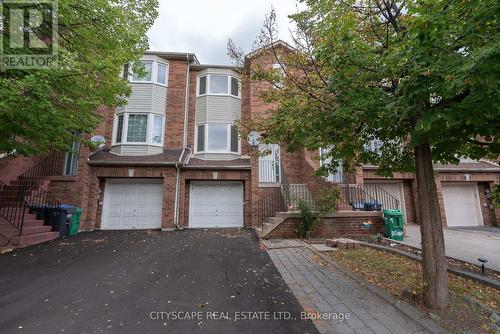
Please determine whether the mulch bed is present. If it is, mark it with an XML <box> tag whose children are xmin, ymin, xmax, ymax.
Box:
<box><xmin>325</xmin><ymin>246</ymin><xmax>500</xmax><ymax>334</ymax></box>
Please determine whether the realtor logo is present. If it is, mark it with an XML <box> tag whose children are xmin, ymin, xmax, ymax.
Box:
<box><xmin>0</xmin><ymin>0</ymin><xmax>58</xmax><ymax>69</ymax></box>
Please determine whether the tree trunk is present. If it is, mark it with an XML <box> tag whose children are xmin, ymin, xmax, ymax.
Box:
<box><xmin>414</xmin><ymin>143</ymin><xmax>449</xmax><ymax>309</ymax></box>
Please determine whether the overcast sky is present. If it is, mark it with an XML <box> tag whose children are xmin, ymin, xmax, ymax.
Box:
<box><xmin>147</xmin><ymin>0</ymin><xmax>302</xmax><ymax>65</ymax></box>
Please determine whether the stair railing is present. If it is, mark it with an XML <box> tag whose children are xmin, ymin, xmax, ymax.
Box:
<box><xmin>256</xmin><ymin>188</ymin><xmax>285</xmax><ymax>232</ymax></box>
<box><xmin>0</xmin><ymin>152</ymin><xmax>64</xmax><ymax>240</ymax></box>
<box><xmin>336</xmin><ymin>174</ymin><xmax>400</xmax><ymax>211</ymax></box>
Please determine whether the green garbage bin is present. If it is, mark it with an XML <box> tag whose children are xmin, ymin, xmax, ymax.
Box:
<box><xmin>69</xmin><ymin>208</ymin><xmax>82</xmax><ymax>236</ymax></box>
<box><xmin>383</xmin><ymin>209</ymin><xmax>404</xmax><ymax>241</ymax></box>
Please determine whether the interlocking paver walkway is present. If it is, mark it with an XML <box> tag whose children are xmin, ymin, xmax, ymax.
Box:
<box><xmin>267</xmin><ymin>245</ymin><xmax>430</xmax><ymax>334</ymax></box>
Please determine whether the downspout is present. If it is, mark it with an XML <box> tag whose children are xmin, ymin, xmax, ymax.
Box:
<box><xmin>173</xmin><ymin>55</ymin><xmax>192</xmax><ymax>229</ymax></box>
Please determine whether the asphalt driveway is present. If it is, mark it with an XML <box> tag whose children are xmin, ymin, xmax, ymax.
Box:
<box><xmin>403</xmin><ymin>224</ymin><xmax>500</xmax><ymax>271</ymax></box>
<box><xmin>0</xmin><ymin>229</ymin><xmax>318</xmax><ymax>334</ymax></box>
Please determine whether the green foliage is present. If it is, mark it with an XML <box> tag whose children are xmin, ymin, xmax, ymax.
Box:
<box><xmin>315</xmin><ymin>187</ymin><xmax>340</xmax><ymax>213</ymax></box>
<box><xmin>493</xmin><ymin>184</ymin><xmax>500</xmax><ymax>208</ymax></box>
<box><xmin>296</xmin><ymin>200</ymin><xmax>316</xmax><ymax>238</ymax></box>
<box><xmin>0</xmin><ymin>0</ymin><xmax>159</xmax><ymax>155</ymax></box>
<box><xmin>234</xmin><ymin>1</ymin><xmax>500</xmax><ymax>177</ymax></box>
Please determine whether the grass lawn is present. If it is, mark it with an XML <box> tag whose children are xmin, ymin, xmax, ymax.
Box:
<box><xmin>327</xmin><ymin>246</ymin><xmax>500</xmax><ymax>334</ymax></box>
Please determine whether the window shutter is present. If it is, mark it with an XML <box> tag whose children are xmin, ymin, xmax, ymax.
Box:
<box><xmin>230</xmin><ymin>125</ymin><xmax>238</xmax><ymax>152</ymax></box>
<box><xmin>197</xmin><ymin>125</ymin><xmax>205</xmax><ymax>152</ymax></box>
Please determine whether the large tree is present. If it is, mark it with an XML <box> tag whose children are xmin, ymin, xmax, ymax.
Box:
<box><xmin>229</xmin><ymin>0</ymin><xmax>499</xmax><ymax>309</ymax></box>
<box><xmin>0</xmin><ymin>0</ymin><xmax>158</xmax><ymax>155</ymax></box>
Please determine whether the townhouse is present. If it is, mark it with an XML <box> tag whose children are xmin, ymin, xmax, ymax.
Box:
<box><xmin>0</xmin><ymin>42</ymin><xmax>498</xmax><ymax>247</ymax></box>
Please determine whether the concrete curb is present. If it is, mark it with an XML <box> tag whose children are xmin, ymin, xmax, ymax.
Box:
<box><xmin>357</xmin><ymin>241</ymin><xmax>500</xmax><ymax>290</ymax></box>
<box><xmin>303</xmin><ymin>242</ymin><xmax>449</xmax><ymax>334</ymax></box>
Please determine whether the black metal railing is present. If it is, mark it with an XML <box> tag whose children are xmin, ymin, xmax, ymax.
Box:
<box><xmin>0</xmin><ymin>152</ymin><xmax>64</xmax><ymax>240</ymax></box>
<box><xmin>281</xmin><ymin>184</ymin><xmax>315</xmax><ymax>211</ymax></box>
<box><xmin>0</xmin><ymin>180</ymin><xmax>28</xmax><ymax>235</ymax></box>
<box><xmin>256</xmin><ymin>188</ymin><xmax>285</xmax><ymax>231</ymax></box>
<box><xmin>16</xmin><ymin>152</ymin><xmax>66</xmax><ymax>189</ymax></box>
<box><xmin>0</xmin><ymin>179</ymin><xmax>60</xmax><ymax>240</ymax></box>
<box><xmin>336</xmin><ymin>173</ymin><xmax>400</xmax><ymax>211</ymax></box>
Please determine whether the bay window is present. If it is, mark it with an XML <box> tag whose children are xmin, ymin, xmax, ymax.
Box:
<box><xmin>209</xmin><ymin>75</ymin><xmax>228</xmax><ymax>94</ymax></box>
<box><xmin>128</xmin><ymin>60</ymin><xmax>168</xmax><ymax>86</ymax></box>
<box><xmin>132</xmin><ymin>61</ymin><xmax>153</xmax><ymax>82</ymax></box>
<box><xmin>114</xmin><ymin>113</ymin><xmax>164</xmax><ymax>146</ymax></box>
<box><xmin>197</xmin><ymin>75</ymin><xmax>240</xmax><ymax>97</ymax></box>
<box><xmin>196</xmin><ymin>123</ymin><xmax>240</xmax><ymax>153</ymax></box>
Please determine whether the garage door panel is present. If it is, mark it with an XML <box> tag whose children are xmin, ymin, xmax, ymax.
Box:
<box><xmin>102</xmin><ymin>180</ymin><xmax>163</xmax><ymax>230</ymax></box>
<box><xmin>189</xmin><ymin>182</ymin><xmax>243</xmax><ymax>228</ymax></box>
<box><xmin>442</xmin><ymin>184</ymin><xmax>481</xmax><ymax>227</ymax></box>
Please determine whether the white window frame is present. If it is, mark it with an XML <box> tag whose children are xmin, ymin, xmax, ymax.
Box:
<box><xmin>112</xmin><ymin>112</ymin><xmax>165</xmax><ymax>147</ymax></box>
<box><xmin>194</xmin><ymin>123</ymin><xmax>241</xmax><ymax>154</ymax></box>
<box><xmin>319</xmin><ymin>147</ymin><xmax>344</xmax><ymax>183</ymax></box>
<box><xmin>196</xmin><ymin>74</ymin><xmax>240</xmax><ymax>98</ymax></box>
<box><xmin>128</xmin><ymin>60</ymin><xmax>169</xmax><ymax>87</ymax></box>
<box><xmin>365</xmin><ymin>139</ymin><xmax>384</xmax><ymax>155</ymax></box>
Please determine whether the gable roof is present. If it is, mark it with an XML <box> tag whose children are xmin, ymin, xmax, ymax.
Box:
<box><xmin>245</xmin><ymin>40</ymin><xmax>296</xmax><ymax>60</ymax></box>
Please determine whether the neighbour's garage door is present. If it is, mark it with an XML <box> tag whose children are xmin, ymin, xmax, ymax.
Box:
<box><xmin>101</xmin><ymin>179</ymin><xmax>163</xmax><ymax>230</ymax></box>
<box><xmin>442</xmin><ymin>183</ymin><xmax>482</xmax><ymax>227</ymax></box>
<box><xmin>189</xmin><ymin>181</ymin><xmax>243</xmax><ymax>228</ymax></box>
<box><xmin>364</xmin><ymin>182</ymin><xmax>405</xmax><ymax>216</ymax></box>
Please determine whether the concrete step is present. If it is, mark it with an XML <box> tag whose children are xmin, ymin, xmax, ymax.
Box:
<box><xmin>20</xmin><ymin>225</ymin><xmax>53</xmax><ymax>235</ymax></box>
<box><xmin>12</xmin><ymin>231</ymin><xmax>59</xmax><ymax>248</ymax></box>
<box><xmin>0</xmin><ymin>211</ymin><xmax>39</xmax><ymax>221</ymax></box>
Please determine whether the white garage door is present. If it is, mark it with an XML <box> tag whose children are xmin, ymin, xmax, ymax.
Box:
<box><xmin>442</xmin><ymin>183</ymin><xmax>482</xmax><ymax>227</ymax></box>
<box><xmin>101</xmin><ymin>179</ymin><xmax>163</xmax><ymax>230</ymax></box>
<box><xmin>189</xmin><ymin>181</ymin><xmax>243</xmax><ymax>228</ymax></box>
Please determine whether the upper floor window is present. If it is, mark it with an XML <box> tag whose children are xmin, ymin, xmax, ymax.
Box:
<box><xmin>197</xmin><ymin>75</ymin><xmax>240</xmax><ymax>98</ymax></box>
<box><xmin>319</xmin><ymin>147</ymin><xmax>343</xmax><ymax>183</ymax></box>
<box><xmin>272</xmin><ymin>63</ymin><xmax>285</xmax><ymax>89</ymax></box>
<box><xmin>196</xmin><ymin>123</ymin><xmax>240</xmax><ymax>154</ymax></box>
<box><xmin>128</xmin><ymin>60</ymin><xmax>168</xmax><ymax>86</ymax></box>
<box><xmin>63</xmin><ymin>139</ymin><xmax>81</xmax><ymax>176</ymax></box>
<box><xmin>365</xmin><ymin>139</ymin><xmax>383</xmax><ymax>155</ymax></box>
<box><xmin>113</xmin><ymin>112</ymin><xmax>165</xmax><ymax>146</ymax></box>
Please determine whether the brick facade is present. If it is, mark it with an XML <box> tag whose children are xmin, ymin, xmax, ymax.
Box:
<box><xmin>363</xmin><ymin>168</ymin><xmax>499</xmax><ymax>227</ymax></box>
<box><xmin>1</xmin><ymin>47</ymin><xmax>498</xmax><ymax>236</ymax></box>
<box><xmin>266</xmin><ymin>212</ymin><xmax>384</xmax><ymax>239</ymax></box>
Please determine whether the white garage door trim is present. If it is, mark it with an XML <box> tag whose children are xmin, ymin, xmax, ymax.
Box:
<box><xmin>442</xmin><ymin>183</ymin><xmax>483</xmax><ymax>227</ymax></box>
<box><xmin>189</xmin><ymin>181</ymin><xmax>244</xmax><ymax>228</ymax></box>
<box><xmin>101</xmin><ymin>179</ymin><xmax>163</xmax><ymax>230</ymax></box>
<box><xmin>364</xmin><ymin>181</ymin><xmax>407</xmax><ymax>222</ymax></box>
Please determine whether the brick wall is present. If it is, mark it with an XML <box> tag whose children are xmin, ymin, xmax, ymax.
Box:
<box><xmin>478</xmin><ymin>182</ymin><xmax>497</xmax><ymax>227</ymax></box>
<box><xmin>165</xmin><ymin>59</ymin><xmax>189</xmax><ymax>148</ymax></box>
<box><xmin>0</xmin><ymin>155</ymin><xmax>38</xmax><ymax>184</ymax></box>
<box><xmin>266</xmin><ymin>212</ymin><xmax>384</xmax><ymax>239</ymax></box>
<box><xmin>363</xmin><ymin>167</ymin><xmax>499</xmax><ymax>227</ymax></box>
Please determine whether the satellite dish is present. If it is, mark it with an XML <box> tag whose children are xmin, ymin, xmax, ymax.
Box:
<box><xmin>91</xmin><ymin>135</ymin><xmax>106</xmax><ymax>149</ymax></box>
<box><xmin>247</xmin><ymin>131</ymin><xmax>261</xmax><ymax>148</ymax></box>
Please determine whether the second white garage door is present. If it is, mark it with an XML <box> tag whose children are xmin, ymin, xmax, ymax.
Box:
<box><xmin>364</xmin><ymin>182</ymin><xmax>406</xmax><ymax>217</ymax></box>
<box><xmin>101</xmin><ymin>179</ymin><xmax>163</xmax><ymax>230</ymax></box>
<box><xmin>189</xmin><ymin>181</ymin><xmax>243</xmax><ymax>228</ymax></box>
<box><xmin>442</xmin><ymin>183</ymin><xmax>482</xmax><ymax>227</ymax></box>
